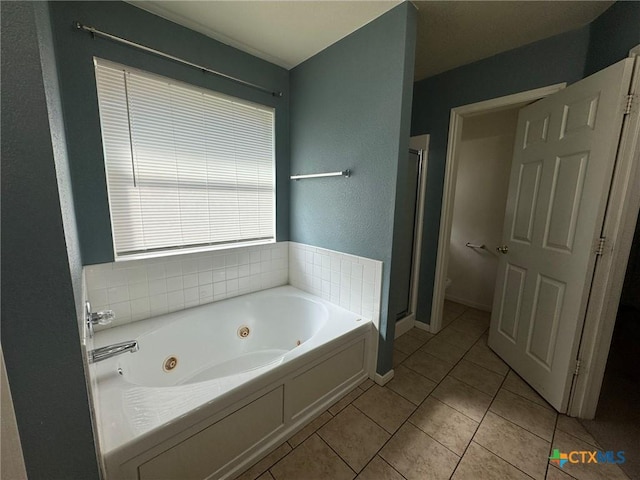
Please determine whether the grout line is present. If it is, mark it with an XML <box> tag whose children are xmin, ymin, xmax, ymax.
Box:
<box><xmin>545</xmin><ymin>413</ymin><xmax>561</xmax><ymax>480</ymax></box>
<box><xmin>448</xmin><ymin>368</ymin><xmax>510</xmax><ymax>477</ymax></box>
<box><xmin>487</xmin><ymin>408</ymin><xmax>555</xmax><ymax>444</ymax></box>
<box><xmin>314</xmin><ymin>432</ymin><xmax>358</xmax><ymax>476</ymax></box>
<box><xmin>470</xmin><ymin>441</ymin><xmax>538</xmax><ymax>480</ymax></box>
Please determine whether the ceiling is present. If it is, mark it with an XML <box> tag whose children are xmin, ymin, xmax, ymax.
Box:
<box><xmin>129</xmin><ymin>0</ymin><xmax>614</xmax><ymax>81</ymax></box>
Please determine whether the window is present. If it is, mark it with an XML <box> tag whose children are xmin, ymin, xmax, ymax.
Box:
<box><xmin>94</xmin><ymin>59</ymin><xmax>275</xmax><ymax>259</ymax></box>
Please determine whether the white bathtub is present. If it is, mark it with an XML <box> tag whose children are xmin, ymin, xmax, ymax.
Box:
<box><xmin>90</xmin><ymin>286</ymin><xmax>373</xmax><ymax>479</ymax></box>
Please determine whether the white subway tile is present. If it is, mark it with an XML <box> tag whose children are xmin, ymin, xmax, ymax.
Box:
<box><xmin>106</xmin><ymin>269</ymin><xmax>128</xmax><ymax>287</ymax></box>
<box><xmin>198</xmin><ymin>271</ymin><xmax>213</xmax><ymax>285</ymax></box>
<box><xmin>107</xmin><ymin>285</ymin><xmax>130</xmax><ymax>304</ymax></box>
<box><xmin>88</xmin><ymin>288</ymin><xmax>108</xmax><ymax>307</ymax></box>
<box><xmin>340</xmin><ymin>259</ymin><xmax>352</xmax><ymax>276</ymax></box>
<box><xmin>184</xmin><ymin>287</ymin><xmax>199</xmax><ymax>303</ymax></box>
<box><xmin>226</xmin><ymin>266</ymin><xmax>239</xmax><ymax>280</ymax></box>
<box><xmin>110</xmin><ymin>301</ymin><xmax>131</xmax><ymax>323</ymax></box>
<box><xmin>129</xmin><ymin>282</ymin><xmax>149</xmax><ymax>300</ymax></box>
<box><xmin>213</xmin><ymin>281</ymin><xmax>226</xmax><ymax>296</ymax></box>
<box><xmin>251</xmin><ymin>251</ymin><xmax>261</xmax><ymax>264</ymax></box>
<box><xmin>149</xmin><ymin>294</ymin><xmax>168</xmax><ymax>316</ymax></box>
<box><xmin>147</xmin><ymin>264</ymin><xmax>166</xmax><ymax>280</ymax></box>
<box><xmin>126</xmin><ymin>267</ymin><xmax>147</xmax><ymax>285</ymax></box>
<box><xmin>226</xmin><ymin>279</ymin><xmax>239</xmax><ymax>292</ymax></box>
<box><xmin>167</xmin><ymin>290</ymin><xmax>184</xmax><ymax>309</ymax></box>
<box><xmin>183</xmin><ymin>273</ymin><xmax>198</xmax><ymax>289</ymax></box>
<box><xmin>238</xmin><ymin>251</ymin><xmax>251</xmax><ymax>265</ymax></box>
<box><xmin>198</xmin><ymin>284</ymin><xmax>213</xmax><ymax>299</ymax></box>
<box><xmin>238</xmin><ymin>264</ymin><xmax>251</xmax><ymax>278</ymax></box>
<box><xmin>212</xmin><ymin>269</ymin><xmax>226</xmax><ymax>283</ymax></box>
<box><xmin>198</xmin><ymin>257</ymin><xmax>213</xmax><ymax>272</ymax></box>
<box><xmin>166</xmin><ymin>276</ymin><xmax>183</xmax><ymax>292</ymax></box>
<box><xmin>211</xmin><ymin>255</ymin><xmax>225</xmax><ymax>270</ymax></box>
<box><xmin>148</xmin><ymin>278</ymin><xmax>167</xmax><ymax>296</ymax></box>
<box><xmin>351</xmin><ymin>263</ymin><xmax>364</xmax><ymax>279</ymax></box>
<box><xmin>225</xmin><ymin>253</ymin><xmax>238</xmax><ymax>267</ymax></box>
<box><xmin>165</xmin><ymin>262</ymin><xmax>182</xmax><ymax>278</ymax></box>
<box><xmin>130</xmin><ymin>298</ymin><xmax>150</xmax><ymax>321</ymax></box>
<box><xmin>182</xmin><ymin>258</ymin><xmax>199</xmax><ymax>275</ymax></box>
<box><xmin>250</xmin><ymin>263</ymin><xmax>261</xmax><ymax>276</ymax></box>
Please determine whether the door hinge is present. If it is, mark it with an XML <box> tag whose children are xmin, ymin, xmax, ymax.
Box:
<box><xmin>595</xmin><ymin>237</ymin><xmax>606</xmax><ymax>256</ymax></box>
<box><xmin>574</xmin><ymin>359</ymin><xmax>582</xmax><ymax>376</ymax></box>
<box><xmin>624</xmin><ymin>94</ymin><xmax>635</xmax><ymax>115</ymax></box>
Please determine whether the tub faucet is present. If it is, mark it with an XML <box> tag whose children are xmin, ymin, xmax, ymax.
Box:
<box><xmin>89</xmin><ymin>341</ymin><xmax>139</xmax><ymax>364</ymax></box>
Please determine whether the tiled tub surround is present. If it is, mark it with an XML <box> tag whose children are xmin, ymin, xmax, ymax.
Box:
<box><xmin>288</xmin><ymin>242</ymin><xmax>383</xmax><ymax>324</ymax></box>
<box><xmin>84</xmin><ymin>242</ymin><xmax>289</xmax><ymax>328</ymax></box>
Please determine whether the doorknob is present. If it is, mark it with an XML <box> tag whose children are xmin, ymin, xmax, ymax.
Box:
<box><xmin>496</xmin><ymin>245</ymin><xmax>509</xmax><ymax>254</ymax></box>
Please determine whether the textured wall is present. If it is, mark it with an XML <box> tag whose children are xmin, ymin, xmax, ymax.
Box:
<box><xmin>49</xmin><ymin>1</ymin><xmax>290</xmax><ymax>265</ymax></box>
<box><xmin>290</xmin><ymin>3</ymin><xmax>417</xmax><ymax>373</ymax></box>
<box><xmin>411</xmin><ymin>26</ymin><xmax>591</xmax><ymax>324</ymax></box>
<box><xmin>0</xmin><ymin>2</ymin><xmax>100</xmax><ymax>478</ymax></box>
<box><xmin>584</xmin><ymin>0</ymin><xmax>640</xmax><ymax>77</ymax></box>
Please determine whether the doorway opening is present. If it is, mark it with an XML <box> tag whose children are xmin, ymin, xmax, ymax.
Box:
<box><xmin>430</xmin><ymin>84</ymin><xmax>566</xmax><ymax>334</ymax></box>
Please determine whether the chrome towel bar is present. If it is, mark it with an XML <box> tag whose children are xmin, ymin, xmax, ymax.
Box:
<box><xmin>290</xmin><ymin>170</ymin><xmax>351</xmax><ymax>180</ymax></box>
<box><xmin>466</xmin><ymin>242</ymin><xmax>486</xmax><ymax>249</ymax></box>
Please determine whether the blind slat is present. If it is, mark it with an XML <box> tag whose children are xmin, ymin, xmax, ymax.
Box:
<box><xmin>94</xmin><ymin>59</ymin><xmax>275</xmax><ymax>257</ymax></box>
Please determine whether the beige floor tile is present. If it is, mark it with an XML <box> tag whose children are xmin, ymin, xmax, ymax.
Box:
<box><xmin>452</xmin><ymin>441</ymin><xmax>533</xmax><ymax>480</ymax></box>
<box><xmin>358</xmin><ymin>378</ymin><xmax>375</xmax><ymax>391</ymax></box>
<box><xmin>449</xmin><ymin>359</ymin><xmax>504</xmax><ymax>397</ymax></box>
<box><xmin>546</xmin><ymin>465</ymin><xmax>575</xmax><ymax>480</ymax></box>
<box><xmin>420</xmin><ymin>336</ymin><xmax>468</xmax><ymax>365</ymax></box>
<box><xmin>490</xmin><ymin>389</ymin><xmax>557</xmax><ymax>441</ymax></box>
<box><xmin>409</xmin><ymin>396</ymin><xmax>478</xmax><ymax>455</ymax></box>
<box><xmin>502</xmin><ymin>370</ymin><xmax>554</xmax><ymax>409</ymax></box>
<box><xmin>235</xmin><ymin>443</ymin><xmax>292</xmax><ymax>480</ymax></box>
<box><xmin>256</xmin><ymin>472</ymin><xmax>275</xmax><ymax>480</ymax></box>
<box><xmin>329</xmin><ymin>387</ymin><xmax>364</xmax><ymax>416</ymax></box>
<box><xmin>318</xmin><ymin>405</ymin><xmax>389</xmax><ymax>472</ymax></box>
<box><xmin>444</xmin><ymin>300</ymin><xmax>467</xmax><ymax>318</ymax></box>
<box><xmin>436</xmin><ymin>326</ymin><xmax>482</xmax><ymax>350</ymax></box>
<box><xmin>356</xmin><ymin>456</ymin><xmax>404</xmax><ymax>480</ymax></box>
<box><xmin>474</xmin><ymin>411</ymin><xmax>550</xmax><ymax>480</ymax></box>
<box><xmin>406</xmin><ymin>327</ymin><xmax>433</xmax><ymax>342</ymax></box>
<box><xmin>403</xmin><ymin>350</ymin><xmax>453</xmax><ymax>383</ymax></box>
<box><xmin>288</xmin><ymin>411</ymin><xmax>333</xmax><ymax>448</ymax></box>
<box><xmin>380</xmin><ymin>423</ymin><xmax>459</xmax><ymax>480</ymax></box>
<box><xmin>464</xmin><ymin>342</ymin><xmax>509</xmax><ymax>376</ymax></box>
<box><xmin>449</xmin><ymin>313</ymin><xmax>490</xmax><ymax>337</ymax></box>
<box><xmin>555</xmin><ymin>415</ymin><xmax>599</xmax><ymax>448</ymax></box>
<box><xmin>386</xmin><ymin>365</ymin><xmax>437</xmax><ymax>405</ymax></box>
<box><xmin>353</xmin><ymin>384</ymin><xmax>415</xmax><ymax>434</ymax></box>
<box><xmin>270</xmin><ymin>434</ymin><xmax>354</xmax><ymax>480</ymax></box>
<box><xmin>432</xmin><ymin>376</ymin><xmax>493</xmax><ymax>422</ymax></box>
<box><xmin>394</xmin><ymin>334</ymin><xmax>427</xmax><ymax>355</ymax></box>
<box><xmin>550</xmin><ymin>430</ymin><xmax>628</xmax><ymax>480</ymax></box>
<box><xmin>392</xmin><ymin>349</ymin><xmax>408</xmax><ymax>367</ymax></box>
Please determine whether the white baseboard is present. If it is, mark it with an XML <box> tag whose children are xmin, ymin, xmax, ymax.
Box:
<box><xmin>414</xmin><ymin>321</ymin><xmax>430</xmax><ymax>332</ymax></box>
<box><xmin>374</xmin><ymin>369</ymin><xmax>394</xmax><ymax>386</ymax></box>
<box><xmin>394</xmin><ymin>315</ymin><xmax>415</xmax><ymax>338</ymax></box>
<box><xmin>444</xmin><ymin>294</ymin><xmax>492</xmax><ymax>312</ymax></box>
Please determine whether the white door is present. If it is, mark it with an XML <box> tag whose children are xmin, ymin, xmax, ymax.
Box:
<box><xmin>489</xmin><ymin>58</ymin><xmax>635</xmax><ymax>413</ymax></box>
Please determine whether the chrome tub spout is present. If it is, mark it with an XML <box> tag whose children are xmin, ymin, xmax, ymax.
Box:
<box><xmin>89</xmin><ymin>341</ymin><xmax>139</xmax><ymax>364</ymax></box>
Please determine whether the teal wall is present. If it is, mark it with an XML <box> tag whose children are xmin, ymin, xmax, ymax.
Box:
<box><xmin>49</xmin><ymin>1</ymin><xmax>290</xmax><ymax>265</ymax></box>
<box><xmin>1</xmin><ymin>2</ymin><xmax>100</xmax><ymax>477</ymax></box>
<box><xmin>290</xmin><ymin>3</ymin><xmax>417</xmax><ymax>373</ymax></box>
<box><xmin>585</xmin><ymin>0</ymin><xmax>640</xmax><ymax>77</ymax></box>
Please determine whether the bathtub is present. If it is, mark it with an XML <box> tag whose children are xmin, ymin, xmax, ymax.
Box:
<box><xmin>90</xmin><ymin>285</ymin><xmax>373</xmax><ymax>479</ymax></box>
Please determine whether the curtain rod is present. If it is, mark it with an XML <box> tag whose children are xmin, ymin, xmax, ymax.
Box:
<box><xmin>74</xmin><ymin>21</ymin><xmax>283</xmax><ymax>98</ymax></box>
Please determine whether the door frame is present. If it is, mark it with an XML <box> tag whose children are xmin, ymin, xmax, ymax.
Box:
<box><xmin>395</xmin><ymin>135</ymin><xmax>430</xmax><ymax>338</ymax></box>
<box><xmin>569</xmin><ymin>49</ymin><xmax>640</xmax><ymax>418</ymax></box>
<box><xmin>429</xmin><ymin>83</ymin><xmax>566</xmax><ymax>334</ymax></box>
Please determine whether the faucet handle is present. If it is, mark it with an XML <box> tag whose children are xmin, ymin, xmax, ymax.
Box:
<box><xmin>89</xmin><ymin>310</ymin><xmax>115</xmax><ymax>325</ymax></box>
<box><xmin>85</xmin><ymin>302</ymin><xmax>115</xmax><ymax>338</ymax></box>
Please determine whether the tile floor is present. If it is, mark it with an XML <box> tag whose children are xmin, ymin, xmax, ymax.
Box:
<box><xmin>235</xmin><ymin>301</ymin><xmax>630</xmax><ymax>480</ymax></box>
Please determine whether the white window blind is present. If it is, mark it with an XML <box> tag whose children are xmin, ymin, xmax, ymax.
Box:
<box><xmin>94</xmin><ymin>58</ymin><xmax>275</xmax><ymax>259</ymax></box>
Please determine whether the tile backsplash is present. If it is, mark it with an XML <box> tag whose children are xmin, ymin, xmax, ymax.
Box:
<box><xmin>288</xmin><ymin>242</ymin><xmax>383</xmax><ymax>323</ymax></box>
<box><xmin>85</xmin><ymin>242</ymin><xmax>288</xmax><ymax>329</ymax></box>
